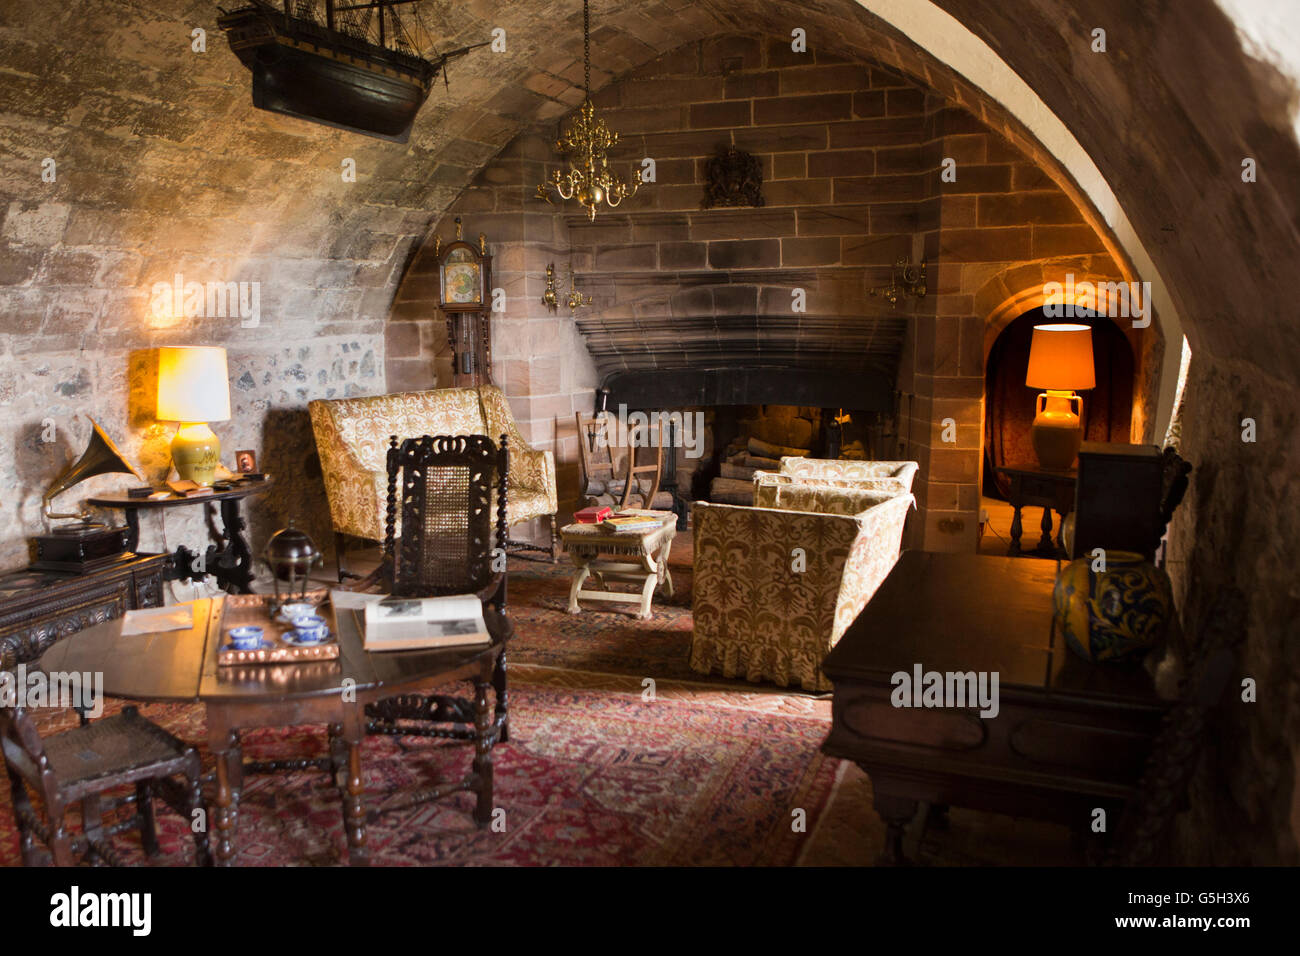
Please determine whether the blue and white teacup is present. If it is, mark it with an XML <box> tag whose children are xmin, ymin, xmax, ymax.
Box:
<box><xmin>278</xmin><ymin>602</ymin><xmax>315</xmax><ymax>622</ymax></box>
<box><xmin>291</xmin><ymin>615</ymin><xmax>328</xmax><ymax>643</ymax></box>
<box><xmin>228</xmin><ymin>625</ymin><xmax>264</xmax><ymax>650</ymax></box>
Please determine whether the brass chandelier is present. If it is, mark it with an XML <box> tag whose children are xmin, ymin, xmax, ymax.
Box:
<box><xmin>536</xmin><ymin>0</ymin><xmax>639</xmax><ymax>220</ymax></box>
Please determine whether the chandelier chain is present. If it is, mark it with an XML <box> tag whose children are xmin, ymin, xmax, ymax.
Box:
<box><xmin>535</xmin><ymin>0</ymin><xmax>641</xmax><ymax>221</ymax></box>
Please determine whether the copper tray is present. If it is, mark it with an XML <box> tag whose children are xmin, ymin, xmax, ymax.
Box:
<box><xmin>216</xmin><ymin>590</ymin><xmax>341</xmax><ymax>666</ymax></box>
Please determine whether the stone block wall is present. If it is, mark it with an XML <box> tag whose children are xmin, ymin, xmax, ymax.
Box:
<box><xmin>0</xmin><ymin>4</ymin><xmax>459</xmax><ymax>570</ymax></box>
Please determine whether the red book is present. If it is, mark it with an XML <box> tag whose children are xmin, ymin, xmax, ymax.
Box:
<box><xmin>574</xmin><ymin>506</ymin><xmax>612</xmax><ymax>524</ymax></box>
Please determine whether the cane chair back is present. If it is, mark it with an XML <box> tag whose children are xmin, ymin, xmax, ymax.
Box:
<box><xmin>382</xmin><ymin>433</ymin><xmax>508</xmax><ymax>609</ymax></box>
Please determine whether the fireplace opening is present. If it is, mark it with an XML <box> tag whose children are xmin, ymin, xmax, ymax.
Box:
<box><xmin>685</xmin><ymin>404</ymin><xmax>890</xmax><ymax>506</ymax></box>
<box><xmin>598</xmin><ymin>365</ymin><xmax>899</xmax><ymax>514</ymax></box>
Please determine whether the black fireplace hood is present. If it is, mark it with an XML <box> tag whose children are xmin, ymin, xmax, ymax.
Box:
<box><xmin>600</xmin><ymin>366</ymin><xmax>895</xmax><ymax>412</ymax></box>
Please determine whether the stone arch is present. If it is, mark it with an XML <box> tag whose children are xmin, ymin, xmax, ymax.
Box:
<box><xmin>976</xmin><ymin>261</ymin><xmax>1158</xmax><ymax>444</ymax></box>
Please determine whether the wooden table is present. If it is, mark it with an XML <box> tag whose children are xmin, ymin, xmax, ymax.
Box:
<box><xmin>40</xmin><ymin>595</ymin><xmax>505</xmax><ymax>866</ymax></box>
<box><xmin>821</xmin><ymin>551</ymin><xmax>1169</xmax><ymax>864</ymax></box>
<box><xmin>88</xmin><ymin>479</ymin><xmax>273</xmax><ymax>594</ymax></box>
<box><xmin>561</xmin><ymin>512</ymin><xmax>676</xmax><ymax>619</ymax></box>
<box><xmin>995</xmin><ymin>465</ymin><xmax>1075</xmax><ymax>557</ymax></box>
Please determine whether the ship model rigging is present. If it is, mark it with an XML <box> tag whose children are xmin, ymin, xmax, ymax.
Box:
<box><xmin>217</xmin><ymin>0</ymin><xmax>488</xmax><ymax>142</ymax></box>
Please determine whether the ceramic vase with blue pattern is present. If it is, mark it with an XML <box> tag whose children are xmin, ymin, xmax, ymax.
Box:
<box><xmin>1053</xmin><ymin>550</ymin><xmax>1173</xmax><ymax>662</ymax></box>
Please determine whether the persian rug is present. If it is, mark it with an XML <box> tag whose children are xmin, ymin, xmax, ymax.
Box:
<box><xmin>0</xmin><ymin>675</ymin><xmax>863</xmax><ymax>867</ymax></box>
<box><xmin>504</xmin><ymin>530</ymin><xmax>707</xmax><ymax>684</ymax></box>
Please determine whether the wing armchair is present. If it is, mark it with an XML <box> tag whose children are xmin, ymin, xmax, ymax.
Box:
<box><xmin>690</xmin><ymin>484</ymin><xmax>913</xmax><ymax>692</ymax></box>
<box><xmin>309</xmin><ymin>385</ymin><xmax>558</xmax><ymax>576</ymax></box>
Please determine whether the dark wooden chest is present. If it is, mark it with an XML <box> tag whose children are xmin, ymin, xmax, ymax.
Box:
<box><xmin>0</xmin><ymin>553</ymin><xmax>170</xmax><ymax>667</ymax></box>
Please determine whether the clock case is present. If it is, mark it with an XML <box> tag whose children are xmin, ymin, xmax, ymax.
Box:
<box><xmin>435</xmin><ymin>228</ymin><xmax>493</xmax><ymax>387</ymax></box>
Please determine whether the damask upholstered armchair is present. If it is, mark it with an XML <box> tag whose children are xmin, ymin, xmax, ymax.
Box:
<box><xmin>690</xmin><ymin>484</ymin><xmax>914</xmax><ymax>692</ymax></box>
<box><xmin>309</xmin><ymin>385</ymin><xmax>558</xmax><ymax>576</ymax></box>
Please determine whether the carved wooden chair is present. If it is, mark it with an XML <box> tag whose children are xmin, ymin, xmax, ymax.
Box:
<box><xmin>575</xmin><ymin>412</ymin><xmax>627</xmax><ymax>507</ymax></box>
<box><xmin>365</xmin><ymin>433</ymin><xmax>514</xmax><ymax>751</ymax></box>
<box><xmin>2</xmin><ymin>698</ymin><xmax>211</xmax><ymax>866</ymax></box>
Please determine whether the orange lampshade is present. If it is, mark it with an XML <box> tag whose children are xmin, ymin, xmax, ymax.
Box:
<box><xmin>157</xmin><ymin>347</ymin><xmax>231</xmax><ymax>423</ymax></box>
<box><xmin>1025</xmin><ymin>323</ymin><xmax>1096</xmax><ymax>390</ymax></box>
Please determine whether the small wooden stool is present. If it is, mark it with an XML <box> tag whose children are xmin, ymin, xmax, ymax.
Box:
<box><xmin>561</xmin><ymin>511</ymin><xmax>676</xmax><ymax>619</ymax></box>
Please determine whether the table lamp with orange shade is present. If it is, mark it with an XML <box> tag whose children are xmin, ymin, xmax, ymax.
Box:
<box><xmin>157</xmin><ymin>346</ymin><xmax>231</xmax><ymax>486</ymax></box>
<box><xmin>1025</xmin><ymin>323</ymin><xmax>1095</xmax><ymax>470</ymax></box>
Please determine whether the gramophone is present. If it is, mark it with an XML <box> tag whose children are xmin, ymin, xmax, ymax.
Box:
<box><xmin>31</xmin><ymin>419</ymin><xmax>142</xmax><ymax>573</ymax></box>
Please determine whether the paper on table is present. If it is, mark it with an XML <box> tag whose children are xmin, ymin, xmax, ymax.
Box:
<box><xmin>121</xmin><ymin>604</ymin><xmax>194</xmax><ymax>635</ymax></box>
<box><xmin>330</xmin><ymin>589</ymin><xmax>388</xmax><ymax>610</ymax></box>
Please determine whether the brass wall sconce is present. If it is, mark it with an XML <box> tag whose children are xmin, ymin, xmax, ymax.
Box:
<box><xmin>567</xmin><ymin>272</ymin><xmax>591</xmax><ymax>313</ymax></box>
<box><xmin>542</xmin><ymin>263</ymin><xmax>559</xmax><ymax>311</ymax></box>
<box><xmin>870</xmin><ymin>256</ymin><xmax>927</xmax><ymax>305</ymax></box>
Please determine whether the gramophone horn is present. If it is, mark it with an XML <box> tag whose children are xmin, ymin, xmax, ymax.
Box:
<box><xmin>43</xmin><ymin>418</ymin><xmax>142</xmax><ymax>521</ymax></box>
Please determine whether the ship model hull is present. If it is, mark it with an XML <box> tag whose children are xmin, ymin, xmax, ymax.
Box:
<box><xmin>218</xmin><ymin>4</ymin><xmax>436</xmax><ymax>143</ymax></box>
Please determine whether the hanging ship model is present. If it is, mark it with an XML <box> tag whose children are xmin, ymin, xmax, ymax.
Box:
<box><xmin>217</xmin><ymin>0</ymin><xmax>488</xmax><ymax>142</ymax></box>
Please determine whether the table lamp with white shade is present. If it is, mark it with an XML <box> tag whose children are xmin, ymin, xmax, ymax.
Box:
<box><xmin>1025</xmin><ymin>323</ymin><xmax>1095</xmax><ymax>471</ymax></box>
<box><xmin>156</xmin><ymin>346</ymin><xmax>231</xmax><ymax>486</ymax></box>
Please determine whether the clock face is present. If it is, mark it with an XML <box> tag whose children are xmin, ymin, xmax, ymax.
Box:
<box><xmin>442</xmin><ymin>249</ymin><xmax>481</xmax><ymax>304</ymax></box>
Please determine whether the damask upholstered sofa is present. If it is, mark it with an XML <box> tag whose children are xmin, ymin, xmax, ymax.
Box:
<box><xmin>690</xmin><ymin>482</ymin><xmax>914</xmax><ymax>692</ymax></box>
<box><xmin>309</xmin><ymin>385</ymin><xmax>558</xmax><ymax>575</ymax></box>
<box><xmin>776</xmin><ymin>457</ymin><xmax>918</xmax><ymax>496</ymax></box>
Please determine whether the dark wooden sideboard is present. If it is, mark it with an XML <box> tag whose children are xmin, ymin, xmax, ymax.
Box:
<box><xmin>0</xmin><ymin>553</ymin><xmax>170</xmax><ymax>667</ymax></box>
<box><xmin>822</xmin><ymin>551</ymin><xmax>1171</xmax><ymax>863</ymax></box>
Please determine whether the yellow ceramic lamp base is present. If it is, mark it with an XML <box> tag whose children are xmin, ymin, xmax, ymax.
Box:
<box><xmin>1030</xmin><ymin>390</ymin><xmax>1083</xmax><ymax>471</ymax></box>
<box><xmin>171</xmin><ymin>423</ymin><xmax>221</xmax><ymax>486</ymax></box>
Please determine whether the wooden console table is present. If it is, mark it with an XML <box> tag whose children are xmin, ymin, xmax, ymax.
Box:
<box><xmin>996</xmin><ymin>464</ymin><xmax>1075</xmax><ymax>557</ymax></box>
<box><xmin>0</xmin><ymin>553</ymin><xmax>170</xmax><ymax>668</ymax></box>
<box><xmin>89</xmin><ymin>479</ymin><xmax>272</xmax><ymax>594</ymax></box>
<box><xmin>821</xmin><ymin>551</ymin><xmax>1169</xmax><ymax>864</ymax></box>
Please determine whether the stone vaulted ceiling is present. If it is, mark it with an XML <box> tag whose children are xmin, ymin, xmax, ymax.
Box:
<box><xmin>2</xmin><ymin>0</ymin><xmax>1295</xmax><ymax>386</ymax></box>
<box><xmin>0</xmin><ymin>0</ymin><xmax>1114</xmax><ymax>354</ymax></box>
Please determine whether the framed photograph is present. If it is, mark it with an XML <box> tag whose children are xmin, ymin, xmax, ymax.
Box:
<box><xmin>234</xmin><ymin>450</ymin><xmax>257</xmax><ymax>474</ymax></box>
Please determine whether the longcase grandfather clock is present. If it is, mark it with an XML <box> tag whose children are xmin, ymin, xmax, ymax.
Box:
<box><xmin>435</xmin><ymin>216</ymin><xmax>494</xmax><ymax>387</ymax></box>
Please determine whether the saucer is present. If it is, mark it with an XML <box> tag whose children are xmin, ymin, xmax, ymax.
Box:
<box><xmin>223</xmin><ymin>638</ymin><xmax>274</xmax><ymax>653</ymax></box>
<box><xmin>282</xmin><ymin>628</ymin><xmax>332</xmax><ymax>647</ymax></box>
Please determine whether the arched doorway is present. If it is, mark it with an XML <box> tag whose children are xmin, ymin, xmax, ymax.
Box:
<box><xmin>983</xmin><ymin>308</ymin><xmax>1135</xmax><ymax>499</ymax></box>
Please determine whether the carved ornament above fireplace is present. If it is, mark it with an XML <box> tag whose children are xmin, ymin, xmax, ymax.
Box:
<box><xmin>702</xmin><ymin>146</ymin><xmax>763</xmax><ymax>209</ymax></box>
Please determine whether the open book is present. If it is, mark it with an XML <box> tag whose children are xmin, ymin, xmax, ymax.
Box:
<box><xmin>357</xmin><ymin>593</ymin><xmax>491</xmax><ymax>652</ymax></box>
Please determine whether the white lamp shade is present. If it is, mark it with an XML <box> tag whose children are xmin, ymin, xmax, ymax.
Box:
<box><xmin>157</xmin><ymin>347</ymin><xmax>232</xmax><ymax>423</ymax></box>
<box><xmin>1025</xmin><ymin>323</ymin><xmax>1096</xmax><ymax>391</ymax></box>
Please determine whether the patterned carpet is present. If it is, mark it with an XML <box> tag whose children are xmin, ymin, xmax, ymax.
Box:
<box><xmin>504</xmin><ymin>530</ymin><xmax>704</xmax><ymax>683</ymax></box>
<box><xmin>0</xmin><ymin>675</ymin><xmax>860</xmax><ymax>866</ymax></box>
<box><xmin>0</xmin><ymin>534</ymin><xmax>1078</xmax><ymax>866</ymax></box>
